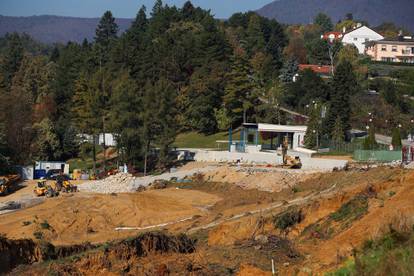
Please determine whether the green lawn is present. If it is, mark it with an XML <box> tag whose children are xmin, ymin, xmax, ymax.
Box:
<box><xmin>173</xmin><ymin>129</ymin><xmax>240</xmax><ymax>149</ymax></box>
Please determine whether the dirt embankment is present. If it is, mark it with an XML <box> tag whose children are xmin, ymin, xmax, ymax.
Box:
<box><xmin>203</xmin><ymin>166</ymin><xmax>317</xmax><ymax>192</ymax></box>
<box><xmin>2</xmin><ymin>166</ymin><xmax>414</xmax><ymax>275</ymax></box>
<box><xmin>5</xmin><ymin>232</ymin><xmax>196</xmax><ymax>275</ymax></box>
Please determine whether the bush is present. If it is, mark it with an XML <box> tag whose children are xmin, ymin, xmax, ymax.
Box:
<box><xmin>274</xmin><ymin>209</ymin><xmax>303</xmax><ymax>230</ymax></box>
<box><xmin>40</xmin><ymin>220</ymin><xmax>51</xmax><ymax>230</ymax></box>
<box><xmin>22</xmin><ymin>221</ymin><xmax>32</xmax><ymax>226</ymax></box>
<box><xmin>33</xmin><ymin>231</ymin><xmax>43</xmax><ymax>240</ymax></box>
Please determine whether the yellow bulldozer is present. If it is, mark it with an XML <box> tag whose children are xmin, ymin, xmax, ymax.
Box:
<box><xmin>34</xmin><ymin>179</ymin><xmax>77</xmax><ymax>197</ymax></box>
<box><xmin>34</xmin><ymin>180</ymin><xmax>59</xmax><ymax>198</ymax></box>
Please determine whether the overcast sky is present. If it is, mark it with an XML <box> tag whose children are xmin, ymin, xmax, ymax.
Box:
<box><xmin>0</xmin><ymin>0</ymin><xmax>273</xmax><ymax>18</ymax></box>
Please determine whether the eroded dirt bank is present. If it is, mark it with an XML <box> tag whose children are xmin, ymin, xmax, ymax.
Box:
<box><xmin>1</xmin><ymin>166</ymin><xmax>413</xmax><ymax>275</ymax></box>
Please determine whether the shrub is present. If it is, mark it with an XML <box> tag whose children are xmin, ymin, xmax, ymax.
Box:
<box><xmin>40</xmin><ymin>220</ymin><xmax>51</xmax><ymax>230</ymax></box>
<box><xmin>274</xmin><ymin>209</ymin><xmax>303</xmax><ymax>230</ymax></box>
<box><xmin>33</xmin><ymin>231</ymin><xmax>43</xmax><ymax>240</ymax></box>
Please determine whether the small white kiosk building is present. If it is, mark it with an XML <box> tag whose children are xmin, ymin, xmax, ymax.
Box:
<box><xmin>229</xmin><ymin>123</ymin><xmax>307</xmax><ymax>153</ymax></box>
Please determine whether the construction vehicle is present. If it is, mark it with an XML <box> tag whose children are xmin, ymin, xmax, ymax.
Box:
<box><xmin>0</xmin><ymin>174</ymin><xmax>20</xmax><ymax>196</ymax></box>
<box><xmin>61</xmin><ymin>180</ymin><xmax>78</xmax><ymax>193</ymax></box>
<box><xmin>284</xmin><ymin>155</ymin><xmax>302</xmax><ymax>169</ymax></box>
<box><xmin>34</xmin><ymin>180</ymin><xmax>59</xmax><ymax>198</ymax></box>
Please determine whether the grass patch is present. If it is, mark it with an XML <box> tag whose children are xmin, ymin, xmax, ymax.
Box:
<box><xmin>330</xmin><ymin>194</ymin><xmax>369</xmax><ymax>223</ymax></box>
<box><xmin>173</xmin><ymin>130</ymin><xmax>240</xmax><ymax>149</ymax></box>
<box><xmin>302</xmin><ymin>194</ymin><xmax>370</xmax><ymax>240</ymax></box>
<box><xmin>328</xmin><ymin>229</ymin><xmax>414</xmax><ymax>276</ymax></box>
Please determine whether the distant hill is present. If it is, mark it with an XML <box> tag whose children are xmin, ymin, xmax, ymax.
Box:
<box><xmin>0</xmin><ymin>15</ymin><xmax>133</xmax><ymax>44</ymax></box>
<box><xmin>257</xmin><ymin>0</ymin><xmax>414</xmax><ymax>32</ymax></box>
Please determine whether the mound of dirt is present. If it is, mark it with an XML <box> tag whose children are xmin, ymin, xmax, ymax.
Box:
<box><xmin>203</xmin><ymin>166</ymin><xmax>316</xmax><ymax>192</ymax></box>
<box><xmin>0</xmin><ymin>189</ymin><xmax>220</xmax><ymax>245</ymax></box>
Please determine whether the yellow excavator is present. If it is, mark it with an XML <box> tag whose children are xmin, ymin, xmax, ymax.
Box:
<box><xmin>281</xmin><ymin>136</ymin><xmax>302</xmax><ymax>169</ymax></box>
<box><xmin>61</xmin><ymin>180</ymin><xmax>78</xmax><ymax>193</ymax></box>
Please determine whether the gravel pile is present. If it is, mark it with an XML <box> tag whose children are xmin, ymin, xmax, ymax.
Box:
<box><xmin>79</xmin><ymin>167</ymin><xmax>216</xmax><ymax>194</ymax></box>
<box><xmin>79</xmin><ymin>173</ymin><xmax>136</xmax><ymax>194</ymax></box>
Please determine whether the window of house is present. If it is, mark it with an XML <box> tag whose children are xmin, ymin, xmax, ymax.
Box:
<box><xmin>353</xmin><ymin>37</ymin><xmax>358</xmax><ymax>41</ymax></box>
<box><xmin>392</xmin><ymin>46</ymin><xmax>397</xmax><ymax>52</ymax></box>
<box><xmin>365</xmin><ymin>38</ymin><xmax>369</xmax><ymax>42</ymax></box>
<box><xmin>381</xmin><ymin>45</ymin><xmax>387</xmax><ymax>51</ymax></box>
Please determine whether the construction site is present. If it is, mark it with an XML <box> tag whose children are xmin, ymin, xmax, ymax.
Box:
<box><xmin>1</xmin><ymin>153</ymin><xmax>414</xmax><ymax>275</ymax></box>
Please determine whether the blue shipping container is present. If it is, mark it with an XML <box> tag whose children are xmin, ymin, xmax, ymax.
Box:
<box><xmin>34</xmin><ymin>169</ymin><xmax>46</xmax><ymax>179</ymax></box>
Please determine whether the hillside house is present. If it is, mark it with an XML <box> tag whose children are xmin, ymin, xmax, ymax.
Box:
<box><xmin>299</xmin><ymin>64</ymin><xmax>332</xmax><ymax>77</ymax></box>
<box><xmin>321</xmin><ymin>31</ymin><xmax>343</xmax><ymax>43</ymax></box>
<box><xmin>341</xmin><ymin>25</ymin><xmax>384</xmax><ymax>54</ymax></box>
<box><xmin>365</xmin><ymin>36</ymin><xmax>414</xmax><ymax>63</ymax></box>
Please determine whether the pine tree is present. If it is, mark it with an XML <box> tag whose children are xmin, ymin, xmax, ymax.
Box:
<box><xmin>314</xmin><ymin>13</ymin><xmax>333</xmax><ymax>32</ymax></box>
<box><xmin>325</xmin><ymin>61</ymin><xmax>357</xmax><ymax>139</ymax></box>
<box><xmin>246</xmin><ymin>14</ymin><xmax>265</xmax><ymax>54</ymax></box>
<box><xmin>363</xmin><ymin>126</ymin><xmax>377</xmax><ymax>150</ymax></box>
<box><xmin>155</xmin><ymin>78</ymin><xmax>177</xmax><ymax>167</ymax></box>
<box><xmin>95</xmin><ymin>11</ymin><xmax>118</xmax><ymax>47</ymax></box>
<box><xmin>31</xmin><ymin>118</ymin><xmax>61</xmax><ymax>161</ymax></box>
<box><xmin>279</xmin><ymin>57</ymin><xmax>299</xmax><ymax>83</ymax></box>
<box><xmin>72</xmin><ymin>73</ymin><xmax>101</xmax><ymax>173</ymax></box>
<box><xmin>109</xmin><ymin>72</ymin><xmax>142</xmax><ymax>164</ymax></box>
<box><xmin>95</xmin><ymin>11</ymin><xmax>119</xmax><ymax>65</ymax></box>
<box><xmin>223</xmin><ymin>54</ymin><xmax>254</xmax><ymax>125</ymax></box>
<box><xmin>1</xmin><ymin>33</ymin><xmax>24</xmax><ymax>88</ymax></box>
<box><xmin>391</xmin><ymin>127</ymin><xmax>402</xmax><ymax>149</ymax></box>
<box><xmin>332</xmin><ymin>116</ymin><xmax>345</xmax><ymax>144</ymax></box>
<box><xmin>304</xmin><ymin>104</ymin><xmax>321</xmax><ymax>149</ymax></box>
<box><xmin>256</xmin><ymin>81</ymin><xmax>285</xmax><ymax>124</ymax></box>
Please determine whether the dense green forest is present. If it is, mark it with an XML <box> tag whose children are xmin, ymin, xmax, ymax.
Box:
<box><xmin>0</xmin><ymin>1</ymin><xmax>413</xmax><ymax>173</ymax></box>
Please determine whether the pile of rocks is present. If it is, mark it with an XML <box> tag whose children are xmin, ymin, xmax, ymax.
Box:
<box><xmin>79</xmin><ymin>173</ymin><xmax>136</xmax><ymax>194</ymax></box>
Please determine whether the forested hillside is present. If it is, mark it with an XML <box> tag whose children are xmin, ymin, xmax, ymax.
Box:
<box><xmin>0</xmin><ymin>1</ymin><xmax>288</xmax><ymax>172</ymax></box>
<box><xmin>0</xmin><ymin>1</ymin><xmax>413</xmax><ymax>174</ymax></box>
